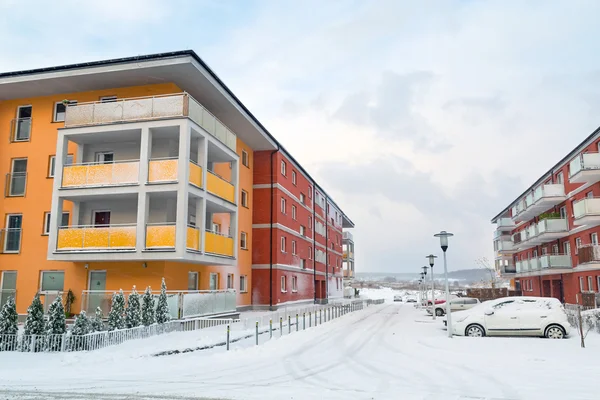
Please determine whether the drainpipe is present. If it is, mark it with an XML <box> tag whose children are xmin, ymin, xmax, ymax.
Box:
<box><xmin>269</xmin><ymin>147</ymin><xmax>279</xmax><ymax>310</ymax></box>
<box><xmin>325</xmin><ymin>195</ymin><xmax>329</xmax><ymax>303</ymax></box>
<box><xmin>313</xmin><ymin>186</ymin><xmax>317</xmax><ymax>304</ymax></box>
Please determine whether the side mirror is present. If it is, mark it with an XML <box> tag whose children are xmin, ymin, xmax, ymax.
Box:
<box><xmin>484</xmin><ymin>309</ymin><xmax>494</xmax><ymax>316</ymax></box>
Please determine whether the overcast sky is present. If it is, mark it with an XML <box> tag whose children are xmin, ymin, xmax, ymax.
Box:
<box><xmin>2</xmin><ymin>0</ymin><xmax>600</xmax><ymax>272</ymax></box>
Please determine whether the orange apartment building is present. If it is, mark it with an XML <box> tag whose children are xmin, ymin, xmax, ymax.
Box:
<box><xmin>492</xmin><ymin>125</ymin><xmax>600</xmax><ymax>304</ymax></box>
<box><xmin>0</xmin><ymin>50</ymin><xmax>354</xmax><ymax>316</ymax></box>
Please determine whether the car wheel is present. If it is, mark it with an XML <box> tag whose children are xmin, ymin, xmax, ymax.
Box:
<box><xmin>435</xmin><ymin>308</ymin><xmax>444</xmax><ymax>317</ymax></box>
<box><xmin>545</xmin><ymin>324</ymin><xmax>565</xmax><ymax>339</ymax></box>
<box><xmin>465</xmin><ymin>324</ymin><xmax>485</xmax><ymax>337</ymax></box>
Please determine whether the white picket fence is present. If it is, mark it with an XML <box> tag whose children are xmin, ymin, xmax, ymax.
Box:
<box><xmin>0</xmin><ymin>317</ymin><xmax>235</xmax><ymax>353</ymax></box>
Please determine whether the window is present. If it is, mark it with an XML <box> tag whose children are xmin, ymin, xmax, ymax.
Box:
<box><xmin>563</xmin><ymin>241</ymin><xmax>571</xmax><ymax>255</ymax></box>
<box><xmin>300</xmin><ymin>259</ymin><xmax>306</xmax><ymax>269</ymax></box>
<box><xmin>533</xmin><ymin>249</ymin><xmax>537</xmax><ymax>258</ymax></box>
<box><xmin>41</xmin><ymin>271</ymin><xmax>65</xmax><ymax>292</ymax></box>
<box><xmin>100</xmin><ymin>96</ymin><xmax>117</xmax><ymax>103</ymax></box>
<box><xmin>212</xmin><ymin>223</ymin><xmax>221</xmax><ymax>234</ymax></box>
<box><xmin>557</xmin><ymin>171</ymin><xmax>564</xmax><ymax>184</ymax></box>
<box><xmin>95</xmin><ymin>152</ymin><xmax>114</xmax><ymax>164</ymax></box>
<box><xmin>241</xmin><ymin>150</ymin><xmax>249</xmax><ymax>167</ymax></box>
<box><xmin>292</xmin><ymin>240</ymin><xmax>296</xmax><ymax>255</ymax></box>
<box><xmin>48</xmin><ymin>155</ymin><xmax>74</xmax><ymax>178</ymax></box>
<box><xmin>227</xmin><ymin>274</ymin><xmax>234</xmax><ymax>289</ymax></box>
<box><xmin>0</xmin><ymin>271</ymin><xmax>17</xmax><ymax>307</ymax></box>
<box><xmin>575</xmin><ymin>238</ymin><xmax>582</xmax><ymax>249</ymax></box>
<box><xmin>308</xmin><ymin>216</ymin><xmax>312</xmax><ymax>228</ymax></box>
<box><xmin>4</xmin><ymin>214</ymin><xmax>22</xmax><ymax>253</ymax></box>
<box><xmin>281</xmin><ymin>160</ymin><xmax>286</xmax><ymax>176</ymax></box>
<box><xmin>308</xmin><ymin>187</ymin><xmax>312</xmax><ymax>198</ymax></box>
<box><xmin>53</xmin><ymin>101</ymin><xmax>77</xmax><ymax>122</ymax></box>
<box><xmin>587</xmin><ymin>191</ymin><xmax>594</xmax><ymax>199</ymax></box>
<box><xmin>281</xmin><ymin>236</ymin><xmax>286</xmax><ymax>253</ymax></box>
<box><xmin>597</xmin><ymin>276</ymin><xmax>600</xmax><ymax>294</ymax></box>
<box><xmin>592</xmin><ymin>233</ymin><xmax>598</xmax><ymax>246</ymax></box>
<box><xmin>281</xmin><ymin>276</ymin><xmax>287</xmax><ymax>292</ymax></box>
<box><xmin>300</xmin><ymin>193</ymin><xmax>305</xmax><ymax>204</ymax></box>
<box><xmin>292</xmin><ymin>171</ymin><xmax>297</xmax><ymax>185</ymax></box>
<box><xmin>588</xmin><ymin>276</ymin><xmax>594</xmax><ymax>292</ymax></box>
<box><xmin>9</xmin><ymin>158</ymin><xmax>27</xmax><ymax>197</ymax></box>
<box><xmin>579</xmin><ymin>277</ymin><xmax>585</xmax><ymax>292</ymax></box>
<box><xmin>281</xmin><ymin>198</ymin><xmax>286</xmax><ymax>214</ymax></box>
<box><xmin>292</xmin><ymin>276</ymin><xmax>298</xmax><ymax>292</ymax></box>
<box><xmin>93</xmin><ymin>211</ymin><xmax>111</xmax><ymax>227</ymax></box>
<box><xmin>43</xmin><ymin>212</ymin><xmax>70</xmax><ymax>235</ymax></box>
<box><xmin>542</xmin><ymin>247</ymin><xmax>547</xmax><ymax>255</ymax></box>
<box><xmin>240</xmin><ymin>232</ymin><xmax>248</xmax><ymax>249</ymax></box>
<box><xmin>300</xmin><ymin>225</ymin><xmax>305</xmax><ymax>236</ymax></box>
<box><xmin>308</xmin><ymin>247</ymin><xmax>312</xmax><ymax>259</ymax></box>
<box><xmin>328</xmin><ymin>254</ymin><xmax>331</xmax><ymax>266</ymax></box>
<box><xmin>188</xmin><ymin>272</ymin><xmax>198</xmax><ymax>290</ymax></box>
<box><xmin>552</xmin><ymin>244</ymin><xmax>559</xmax><ymax>255</ymax></box>
<box><xmin>209</xmin><ymin>273</ymin><xmax>219</xmax><ymax>290</ymax></box>
<box><xmin>292</xmin><ymin>205</ymin><xmax>297</xmax><ymax>220</ymax></box>
<box><xmin>241</xmin><ymin>190</ymin><xmax>248</xmax><ymax>207</ymax></box>
<box><xmin>13</xmin><ymin>106</ymin><xmax>32</xmax><ymax>142</ymax></box>
<box><xmin>240</xmin><ymin>275</ymin><xmax>248</xmax><ymax>293</ymax></box>
<box><xmin>559</xmin><ymin>206</ymin><xmax>567</xmax><ymax>220</ymax></box>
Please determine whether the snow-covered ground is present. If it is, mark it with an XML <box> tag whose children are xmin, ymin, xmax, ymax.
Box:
<box><xmin>0</xmin><ymin>290</ymin><xmax>598</xmax><ymax>400</ymax></box>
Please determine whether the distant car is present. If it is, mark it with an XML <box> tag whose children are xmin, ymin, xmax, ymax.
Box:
<box><xmin>451</xmin><ymin>297</ymin><xmax>570</xmax><ymax>339</ymax></box>
<box><xmin>406</xmin><ymin>296</ymin><xmax>417</xmax><ymax>303</ymax></box>
<box><xmin>393</xmin><ymin>295</ymin><xmax>403</xmax><ymax>302</ymax></box>
<box><xmin>427</xmin><ymin>297</ymin><xmax>479</xmax><ymax>316</ymax></box>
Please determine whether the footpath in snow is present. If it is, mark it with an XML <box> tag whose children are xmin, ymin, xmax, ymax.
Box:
<box><xmin>0</xmin><ymin>293</ymin><xmax>599</xmax><ymax>400</ymax></box>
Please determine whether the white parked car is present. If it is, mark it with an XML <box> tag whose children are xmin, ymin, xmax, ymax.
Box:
<box><xmin>427</xmin><ymin>297</ymin><xmax>480</xmax><ymax>316</ymax></box>
<box><xmin>393</xmin><ymin>295</ymin><xmax>403</xmax><ymax>302</ymax></box>
<box><xmin>451</xmin><ymin>296</ymin><xmax>570</xmax><ymax>339</ymax></box>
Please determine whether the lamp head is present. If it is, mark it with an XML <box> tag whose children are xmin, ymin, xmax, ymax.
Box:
<box><xmin>434</xmin><ymin>231</ymin><xmax>454</xmax><ymax>252</ymax></box>
<box><xmin>426</xmin><ymin>254</ymin><xmax>437</xmax><ymax>267</ymax></box>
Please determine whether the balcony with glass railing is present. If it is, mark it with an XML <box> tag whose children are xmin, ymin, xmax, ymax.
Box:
<box><xmin>536</xmin><ymin>217</ymin><xmax>568</xmax><ymax>241</ymax></box>
<box><xmin>343</xmin><ymin>231</ymin><xmax>354</xmax><ymax>241</ymax></box>
<box><xmin>0</xmin><ymin>228</ymin><xmax>22</xmax><ymax>254</ymax></box>
<box><xmin>538</xmin><ymin>254</ymin><xmax>572</xmax><ymax>270</ymax></box>
<box><xmin>5</xmin><ymin>173</ymin><xmax>26</xmax><ymax>197</ymax></box>
<box><xmin>573</xmin><ymin>197</ymin><xmax>600</xmax><ymax>227</ymax></box>
<box><xmin>516</xmin><ymin>259</ymin><xmax>529</xmax><ymax>273</ymax></box>
<box><xmin>10</xmin><ymin>118</ymin><xmax>31</xmax><ymax>142</ymax></box>
<box><xmin>569</xmin><ymin>152</ymin><xmax>600</xmax><ymax>183</ymax></box>
<box><xmin>512</xmin><ymin>184</ymin><xmax>566</xmax><ymax>222</ymax></box>
<box><xmin>207</xmin><ymin>170</ymin><xmax>235</xmax><ymax>203</ymax></box>
<box><xmin>204</xmin><ymin>230</ymin><xmax>234</xmax><ymax>257</ymax></box>
<box><xmin>496</xmin><ymin>217</ymin><xmax>515</xmax><ymax>230</ymax></box>
<box><xmin>495</xmin><ymin>240</ymin><xmax>515</xmax><ymax>254</ymax></box>
<box><xmin>61</xmin><ymin>160</ymin><xmax>140</xmax><ymax>188</ymax></box>
<box><xmin>64</xmin><ymin>93</ymin><xmax>237</xmax><ymax>152</ymax></box>
<box><xmin>56</xmin><ymin>224</ymin><xmax>137</xmax><ymax>251</ymax></box>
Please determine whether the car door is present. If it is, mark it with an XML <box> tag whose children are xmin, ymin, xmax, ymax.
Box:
<box><xmin>517</xmin><ymin>299</ymin><xmax>547</xmax><ymax>336</ymax></box>
<box><xmin>463</xmin><ymin>298</ymin><xmax>479</xmax><ymax>311</ymax></box>
<box><xmin>451</xmin><ymin>299</ymin><xmax>464</xmax><ymax>312</ymax></box>
<box><xmin>484</xmin><ymin>300</ymin><xmax>520</xmax><ymax>336</ymax></box>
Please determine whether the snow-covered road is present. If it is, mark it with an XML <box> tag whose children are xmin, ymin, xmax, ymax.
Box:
<box><xmin>1</xmin><ymin>301</ymin><xmax>598</xmax><ymax>400</ymax></box>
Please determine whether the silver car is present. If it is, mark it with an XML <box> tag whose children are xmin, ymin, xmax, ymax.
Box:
<box><xmin>429</xmin><ymin>297</ymin><xmax>480</xmax><ymax>316</ymax></box>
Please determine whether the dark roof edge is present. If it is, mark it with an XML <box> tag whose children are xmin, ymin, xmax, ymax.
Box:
<box><xmin>490</xmin><ymin>123</ymin><xmax>600</xmax><ymax>223</ymax></box>
<box><xmin>0</xmin><ymin>49</ymin><xmax>355</xmax><ymax>227</ymax></box>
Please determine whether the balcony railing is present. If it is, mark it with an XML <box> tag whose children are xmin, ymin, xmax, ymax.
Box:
<box><xmin>501</xmin><ymin>265</ymin><xmax>516</xmax><ymax>274</ymax></box>
<box><xmin>0</xmin><ymin>228</ymin><xmax>22</xmax><ymax>253</ymax></box>
<box><xmin>577</xmin><ymin>245</ymin><xmax>600</xmax><ymax>264</ymax></box>
<box><xmin>538</xmin><ymin>254</ymin><xmax>572</xmax><ymax>270</ymax></box>
<box><xmin>189</xmin><ymin>160</ymin><xmax>203</xmax><ymax>188</ymax></box>
<box><xmin>343</xmin><ymin>251</ymin><xmax>354</xmax><ymax>260</ymax></box>
<box><xmin>343</xmin><ymin>231</ymin><xmax>354</xmax><ymax>241</ymax></box>
<box><xmin>10</xmin><ymin>118</ymin><xmax>32</xmax><ymax>142</ymax></box>
<box><xmin>148</xmin><ymin>157</ymin><xmax>178</xmax><ymax>183</ymax></box>
<box><xmin>64</xmin><ymin>93</ymin><xmax>237</xmax><ymax>151</ymax></box>
<box><xmin>496</xmin><ymin>217</ymin><xmax>515</xmax><ymax>230</ymax></box>
<box><xmin>516</xmin><ymin>260</ymin><xmax>529</xmax><ymax>273</ymax></box>
<box><xmin>61</xmin><ymin>160</ymin><xmax>140</xmax><ymax>188</ymax></box>
<box><xmin>186</xmin><ymin>225</ymin><xmax>201</xmax><ymax>251</ymax></box>
<box><xmin>145</xmin><ymin>223</ymin><xmax>176</xmax><ymax>250</ymax></box>
<box><xmin>207</xmin><ymin>170</ymin><xmax>235</xmax><ymax>203</ymax></box>
<box><xmin>573</xmin><ymin>198</ymin><xmax>600</xmax><ymax>221</ymax></box>
<box><xmin>537</xmin><ymin>218</ymin><xmax>568</xmax><ymax>235</ymax></box>
<box><xmin>5</xmin><ymin>172</ymin><xmax>26</xmax><ymax>197</ymax></box>
<box><xmin>204</xmin><ymin>230</ymin><xmax>234</xmax><ymax>257</ymax></box>
<box><xmin>569</xmin><ymin>152</ymin><xmax>600</xmax><ymax>177</ymax></box>
<box><xmin>495</xmin><ymin>240</ymin><xmax>514</xmax><ymax>252</ymax></box>
<box><xmin>56</xmin><ymin>224</ymin><xmax>136</xmax><ymax>251</ymax></box>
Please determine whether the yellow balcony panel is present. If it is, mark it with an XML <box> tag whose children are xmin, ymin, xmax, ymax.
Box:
<box><xmin>207</xmin><ymin>171</ymin><xmax>235</xmax><ymax>203</ymax></box>
<box><xmin>189</xmin><ymin>161</ymin><xmax>203</xmax><ymax>188</ymax></box>
<box><xmin>57</xmin><ymin>225</ymin><xmax>136</xmax><ymax>251</ymax></box>
<box><xmin>204</xmin><ymin>231</ymin><xmax>234</xmax><ymax>257</ymax></box>
<box><xmin>146</xmin><ymin>224</ymin><xmax>176</xmax><ymax>249</ymax></box>
<box><xmin>186</xmin><ymin>226</ymin><xmax>200</xmax><ymax>251</ymax></box>
<box><xmin>62</xmin><ymin>161</ymin><xmax>139</xmax><ymax>188</ymax></box>
<box><xmin>148</xmin><ymin>159</ymin><xmax>178</xmax><ymax>183</ymax></box>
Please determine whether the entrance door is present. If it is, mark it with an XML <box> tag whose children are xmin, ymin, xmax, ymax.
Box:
<box><xmin>93</xmin><ymin>211</ymin><xmax>111</xmax><ymax>227</ymax></box>
<box><xmin>88</xmin><ymin>271</ymin><xmax>107</xmax><ymax>314</ymax></box>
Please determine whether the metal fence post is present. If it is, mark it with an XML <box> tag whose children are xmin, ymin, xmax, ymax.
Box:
<box><xmin>303</xmin><ymin>313</ymin><xmax>306</xmax><ymax>330</ymax></box>
<box><xmin>279</xmin><ymin>317</ymin><xmax>283</xmax><ymax>337</ymax></box>
<box><xmin>60</xmin><ymin>333</ymin><xmax>67</xmax><ymax>352</ymax></box>
<box><xmin>296</xmin><ymin>314</ymin><xmax>299</xmax><ymax>332</ymax></box>
<box><xmin>226</xmin><ymin>325</ymin><xmax>230</xmax><ymax>351</ymax></box>
<box><xmin>288</xmin><ymin>316</ymin><xmax>291</xmax><ymax>334</ymax></box>
<box><xmin>30</xmin><ymin>336</ymin><xmax>35</xmax><ymax>353</ymax></box>
<box><xmin>319</xmin><ymin>309</ymin><xmax>322</xmax><ymax>324</ymax></box>
<box><xmin>309</xmin><ymin>312</ymin><xmax>312</xmax><ymax>327</ymax></box>
<box><xmin>255</xmin><ymin>321</ymin><xmax>259</xmax><ymax>346</ymax></box>
<box><xmin>270</xmin><ymin>319</ymin><xmax>273</xmax><ymax>338</ymax></box>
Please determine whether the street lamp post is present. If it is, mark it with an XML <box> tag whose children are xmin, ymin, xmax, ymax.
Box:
<box><xmin>418</xmin><ymin>277</ymin><xmax>422</xmax><ymax>307</ymax></box>
<box><xmin>421</xmin><ymin>266</ymin><xmax>427</xmax><ymax>308</ymax></box>
<box><xmin>434</xmin><ymin>230</ymin><xmax>454</xmax><ymax>338</ymax></box>
<box><xmin>426</xmin><ymin>254</ymin><xmax>437</xmax><ymax>320</ymax></box>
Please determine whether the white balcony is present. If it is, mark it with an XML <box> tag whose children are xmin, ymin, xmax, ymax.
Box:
<box><xmin>569</xmin><ymin>152</ymin><xmax>600</xmax><ymax>183</ymax></box>
<box><xmin>513</xmin><ymin>184</ymin><xmax>566</xmax><ymax>222</ymax></box>
<box><xmin>493</xmin><ymin>230</ymin><xmax>511</xmax><ymax>241</ymax></box>
<box><xmin>343</xmin><ymin>231</ymin><xmax>354</xmax><ymax>242</ymax></box>
<box><xmin>573</xmin><ymin>198</ymin><xmax>600</xmax><ymax>228</ymax></box>
<box><xmin>535</xmin><ymin>218</ymin><xmax>569</xmax><ymax>242</ymax></box>
<box><xmin>495</xmin><ymin>240</ymin><xmax>515</xmax><ymax>254</ymax></box>
<box><xmin>496</xmin><ymin>217</ymin><xmax>515</xmax><ymax>230</ymax></box>
<box><xmin>538</xmin><ymin>254</ymin><xmax>572</xmax><ymax>271</ymax></box>
<box><xmin>516</xmin><ymin>259</ymin><xmax>530</xmax><ymax>273</ymax></box>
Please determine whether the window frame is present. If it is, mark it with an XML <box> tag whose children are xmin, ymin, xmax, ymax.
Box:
<box><xmin>241</xmin><ymin>149</ymin><xmax>249</xmax><ymax>168</ymax></box>
<box><xmin>592</xmin><ymin>233</ymin><xmax>599</xmax><ymax>246</ymax></box>
<box><xmin>4</xmin><ymin>214</ymin><xmax>23</xmax><ymax>253</ymax></box>
<box><xmin>227</xmin><ymin>273</ymin><xmax>234</xmax><ymax>290</ymax></box>
<box><xmin>292</xmin><ymin>205</ymin><xmax>297</xmax><ymax>220</ymax></box>
<box><xmin>53</xmin><ymin>100</ymin><xmax>77</xmax><ymax>123</ymax></box>
<box><xmin>292</xmin><ymin>170</ymin><xmax>297</xmax><ymax>185</ymax></box>
<box><xmin>281</xmin><ymin>236</ymin><xmax>286</xmax><ymax>253</ymax></box>
<box><xmin>241</xmin><ymin>190</ymin><xmax>249</xmax><ymax>208</ymax></box>
<box><xmin>292</xmin><ymin>276</ymin><xmax>298</xmax><ymax>292</ymax></box>
<box><xmin>300</xmin><ymin>193</ymin><xmax>305</xmax><ymax>204</ymax></box>
<box><xmin>308</xmin><ymin>246</ymin><xmax>312</xmax><ymax>259</ymax></box>
<box><xmin>281</xmin><ymin>276</ymin><xmax>286</xmax><ymax>293</ymax></box>
<box><xmin>292</xmin><ymin>240</ymin><xmax>296</xmax><ymax>255</ymax></box>
<box><xmin>281</xmin><ymin>160</ymin><xmax>286</xmax><ymax>176</ymax></box>
<box><xmin>43</xmin><ymin>211</ymin><xmax>70</xmax><ymax>235</ymax></box>
<box><xmin>48</xmin><ymin>154</ymin><xmax>74</xmax><ymax>178</ymax></box>
<box><xmin>9</xmin><ymin>158</ymin><xmax>28</xmax><ymax>197</ymax></box>
<box><xmin>240</xmin><ymin>231</ymin><xmax>248</xmax><ymax>250</ymax></box>
<box><xmin>240</xmin><ymin>275</ymin><xmax>248</xmax><ymax>293</ymax></box>
<box><xmin>588</xmin><ymin>276</ymin><xmax>594</xmax><ymax>292</ymax></box>
<box><xmin>281</xmin><ymin>197</ymin><xmax>286</xmax><ymax>214</ymax></box>
<box><xmin>580</xmin><ymin>277</ymin><xmax>585</xmax><ymax>292</ymax></box>
<box><xmin>40</xmin><ymin>270</ymin><xmax>65</xmax><ymax>293</ymax></box>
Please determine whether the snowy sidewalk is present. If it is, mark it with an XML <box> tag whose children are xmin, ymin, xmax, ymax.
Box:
<box><xmin>0</xmin><ymin>300</ymin><xmax>598</xmax><ymax>400</ymax></box>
